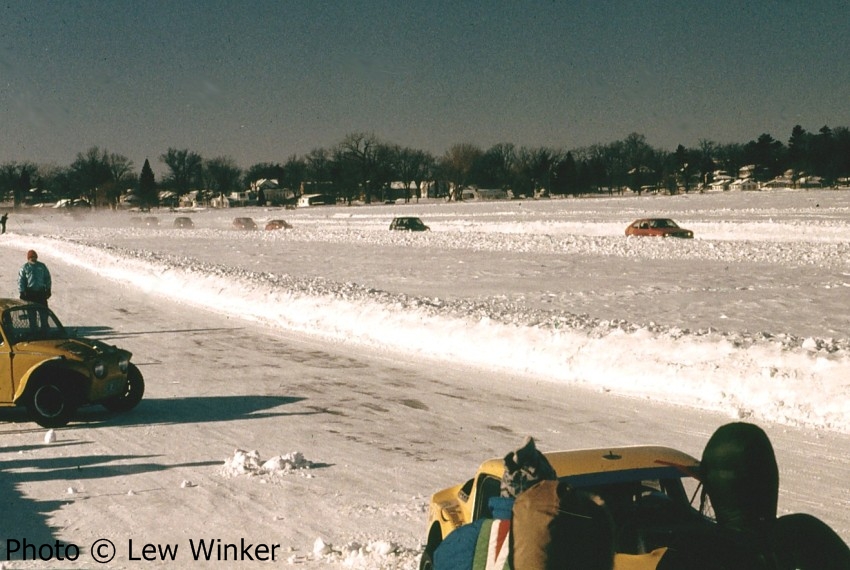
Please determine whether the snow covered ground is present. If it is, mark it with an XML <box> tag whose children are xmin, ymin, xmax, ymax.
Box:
<box><xmin>7</xmin><ymin>188</ymin><xmax>850</xmax><ymax>432</ymax></box>
<box><xmin>1</xmin><ymin>187</ymin><xmax>849</xmax><ymax>568</ymax></box>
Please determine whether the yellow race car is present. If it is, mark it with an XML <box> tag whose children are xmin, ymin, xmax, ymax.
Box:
<box><xmin>0</xmin><ymin>299</ymin><xmax>144</xmax><ymax>427</ymax></box>
<box><xmin>420</xmin><ymin>445</ymin><xmax>710</xmax><ymax>570</ymax></box>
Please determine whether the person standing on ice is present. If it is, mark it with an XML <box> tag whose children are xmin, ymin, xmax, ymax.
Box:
<box><xmin>18</xmin><ymin>249</ymin><xmax>52</xmax><ymax>307</ymax></box>
<box><xmin>0</xmin><ymin>212</ymin><xmax>8</xmax><ymax>234</ymax></box>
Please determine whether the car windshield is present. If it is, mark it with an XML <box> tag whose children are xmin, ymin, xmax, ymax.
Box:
<box><xmin>475</xmin><ymin>465</ymin><xmax>704</xmax><ymax>524</ymax></box>
<box><xmin>2</xmin><ymin>306</ymin><xmax>68</xmax><ymax>344</ymax></box>
<box><xmin>565</xmin><ymin>468</ymin><xmax>709</xmax><ymax>554</ymax></box>
<box><xmin>395</xmin><ymin>218</ymin><xmax>423</xmax><ymax>229</ymax></box>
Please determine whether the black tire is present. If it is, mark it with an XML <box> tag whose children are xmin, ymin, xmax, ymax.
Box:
<box><xmin>27</xmin><ymin>381</ymin><xmax>75</xmax><ymax>428</ymax></box>
<box><xmin>102</xmin><ymin>363</ymin><xmax>145</xmax><ymax>412</ymax></box>
<box><xmin>419</xmin><ymin>547</ymin><xmax>434</xmax><ymax>570</ymax></box>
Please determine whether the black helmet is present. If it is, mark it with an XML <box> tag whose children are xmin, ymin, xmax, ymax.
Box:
<box><xmin>701</xmin><ymin>422</ymin><xmax>779</xmax><ymax>532</ymax></box>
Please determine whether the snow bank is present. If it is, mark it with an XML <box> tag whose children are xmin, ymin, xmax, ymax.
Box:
<box><xmin>5</xmin><ymin>222</ymin><xmax>850</xmax><ymax>433</ymax></box>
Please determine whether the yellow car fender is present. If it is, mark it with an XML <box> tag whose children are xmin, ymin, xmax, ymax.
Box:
<box><xmin>614</xmin><ymin>547</ymin><xmax>668</xmax><ymax>570</ymax></box>
<box><xmin>13</xmin><ymin>356</ymin><xmax>66</xmax><ymax>402</ymax></box>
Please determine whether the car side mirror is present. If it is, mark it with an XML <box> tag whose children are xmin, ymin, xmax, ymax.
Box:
<box><xmin>458</xmin><ymin>478</ymin><xmax>474</xmax><ymax>502</ymax></box>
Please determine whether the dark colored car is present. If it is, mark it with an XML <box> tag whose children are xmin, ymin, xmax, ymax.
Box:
<box><xmin>625</xmin><ymin>218</ymin><xmax>693</xmax><ymax>238</ymax></box>
<box><xmin>173</xmin><ymin>217</ymin><xmax>194</xmax><ymax>229</ymax></box>
<box><xmin>390</xmin><ymin>216</ymin><xmax>430</xmax><ymax>232</ymax></box>
<box><xmin>232</xmin><ymin>217</ymin><xmax>257</xmax><ymax>230</ymax></box>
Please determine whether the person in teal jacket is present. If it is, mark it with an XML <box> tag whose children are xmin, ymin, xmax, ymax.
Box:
<box><xmin>18</xmin><ymin>249</ymin><xmax>52</xmax><ymax>307</ymax></box>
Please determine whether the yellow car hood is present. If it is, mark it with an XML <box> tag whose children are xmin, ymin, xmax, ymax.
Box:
<box><xmin>15</xmin><ymin>338</ymin><xmax>126</xmax><ymax>361</ymax></box>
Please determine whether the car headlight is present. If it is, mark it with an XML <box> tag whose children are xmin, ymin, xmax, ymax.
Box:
<box><xmin>93</xmin><ymin>362</ymin><xmax>107</xmax><ymax>378</ymax></box>
<box><xmin>118</xmin><ymin>357</ymin><xmax>129</xmax><ymax>373</ymax></box>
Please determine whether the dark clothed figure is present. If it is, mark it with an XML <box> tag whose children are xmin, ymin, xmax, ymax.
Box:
<box><xmin>659</xmin><ymin>422</ymin><xmax>850</xmax><ymax>570</ymax></box>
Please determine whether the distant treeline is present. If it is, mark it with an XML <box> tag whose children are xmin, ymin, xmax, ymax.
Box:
<box><xmin>2</xmin><ymin>125</ymin><xmax>849</xmax><ymax>209</ymax></box>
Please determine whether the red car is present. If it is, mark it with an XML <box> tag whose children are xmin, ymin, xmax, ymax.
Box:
<box><xmin>264</xmin><ymin>219</ymin><xmax>292</xmax><ymax>231</ymax></box>
<box><xmin>625</xmin><ymin>218</ymin><xmax>693</xmax><ymax>238</ymax></box>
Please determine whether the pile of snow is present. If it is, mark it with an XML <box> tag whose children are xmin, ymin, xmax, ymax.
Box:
<box><xmin>221</xmin><ymin>449</ymin><xmax>314</xmax><ymax>478</ymax></box>
<box><xmin>305</xmin><ymin>537</ymin><xmax>420</xmax><ymax>569</ymax></box>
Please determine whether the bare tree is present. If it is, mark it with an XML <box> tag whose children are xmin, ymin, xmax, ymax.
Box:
<box><xmin>281</xmin><ymin>155</ymin><xmax>306</xmax><ymax>193</ymax></box>
<box><xmin>478</xmin><ymin>143</ymin><xmax>516</xmax><ymax>190</ymax></box>
<box><xmin>618</xmin><ymin>134</ymin><xmax>658</xmax><ymax>194</ymax></box>
<box><xmin>337</xmin><ymin>132</ymin><xmax>383</xmax><ymax>204</ymax></box>
<box><xmin>514</xmin><ymin>146</ymin><xmax>556</xmax><ymax>197</ymax></box>
<box><xmin>70</xmin><ymin>147</ymin><xmax>118</xmax><ymax>206</ymax></box>
<box><xmin>103</xmin><ymin>153</ymin><xmax>134</xmax><ymax>207</ymax></box>
<box><xmin>697</xmin><ymin>139</ymin><xmax>718</xmax><ymax>187</ymax></box>
<box><xmin>305</xmin><ymin>148</ymin><xmax>332</xmax><ymax>183</ymax></box>
<box><xmin>203</xmin><ymin>156</ymin><xmax>242</xmax><ymax>197</ymax></box>
<box><xmin>107</xmin><ymin>153</ymin><xmax>134</xmax><ymax>184</ymax></box>
<box><xmin>303</xmin><ymin>147</ymin><xmax>339</xmax><ymax>200</ymax></box>
<box><xmin>373</xmin><ymin>143</ymin><xmax>399</xmax><ymax>202</ymax></box>
<box><xmin>32</xmin><ymin>164</ymin><xmax>65</xmax><ymax>204</ymax></box>
<box><xmin>160</xmin><ymin>148</ymin><xmax>203</xmax><ymax>196</ymax></box>
<box><xmin>395</xmin><ymin>147</ymin><xmax>434</xmax><ymax>202</ymax></box>
<box><xmin>440</xmin><ymin>143</ymin><xmax>483</xmax><ymax>200</ymax></box>
<box><xmin>1</xmin><ymin>162</ymin><xmax>39</xmax><ymax>207</ymax></box>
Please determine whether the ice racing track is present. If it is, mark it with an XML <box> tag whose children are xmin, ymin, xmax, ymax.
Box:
<box><xmin>1</xmin><ymin>203</ymin><xmax>850</xmax><ymax>566</ymax></box>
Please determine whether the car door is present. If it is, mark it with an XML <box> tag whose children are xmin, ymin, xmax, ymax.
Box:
<box><xmin>472</xmin><ymin>474</ymin><xmax>502</xmax><ymax>520</ymax></box>
<box><xmin>0</xmin><ymin>334</ymin><xmax>13</xmax><ymax>404</ymax></box>
<box><xmin>0</xmin><ymin>310</ymin><xmax>28</xmax><ymax>404</ymax></box>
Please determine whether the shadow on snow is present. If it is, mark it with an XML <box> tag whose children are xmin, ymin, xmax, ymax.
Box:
<box><xmin>0</xmin><ymin>395</ymin><xmax>323</xmax><ymax>560</ymax></box>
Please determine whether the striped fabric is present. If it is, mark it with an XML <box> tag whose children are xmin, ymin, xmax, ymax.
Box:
<box><xmin>472</xmin><ymin>519</ymin><xmax>512</xmax><ymax>570</ymax></box>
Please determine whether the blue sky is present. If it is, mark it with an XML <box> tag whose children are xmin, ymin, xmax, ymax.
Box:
<box><xmin>2</xmin><ymin>1</ymin><xmax>848</xmax><ymax>173</ymax></box>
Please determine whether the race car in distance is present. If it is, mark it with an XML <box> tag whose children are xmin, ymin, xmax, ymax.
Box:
<box><xmin>419</xmin><ymin>445</ymin><xmax>710</xmax><ymax>570</ymax></box>
<box><xmin>389</xmin><ymin>216</ymin><xmax>430</xmax><ymax>231</ymax></box>
<box><xmin>232</xmin><ymin>217</ymin><xmax>258</xmax><ymax>230</ymax></box>
<box><xmin>625</xmin><ymin>218</ymin><xmax>694</xmax><ymax>238</ymax></box>
<box><xmin>173</xmin><ymin>216</ymin><xmax>195</xmax><ymax>229</ymax></box>
<box><xmin>265</xmin><ymin>219</ymin><xmax>293</xmax><ymax>231</ymax></box>
<box><xmin>0</xmin><ymin>299</ymin><xmax>144</xmax><ymax>427</ymax></box>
